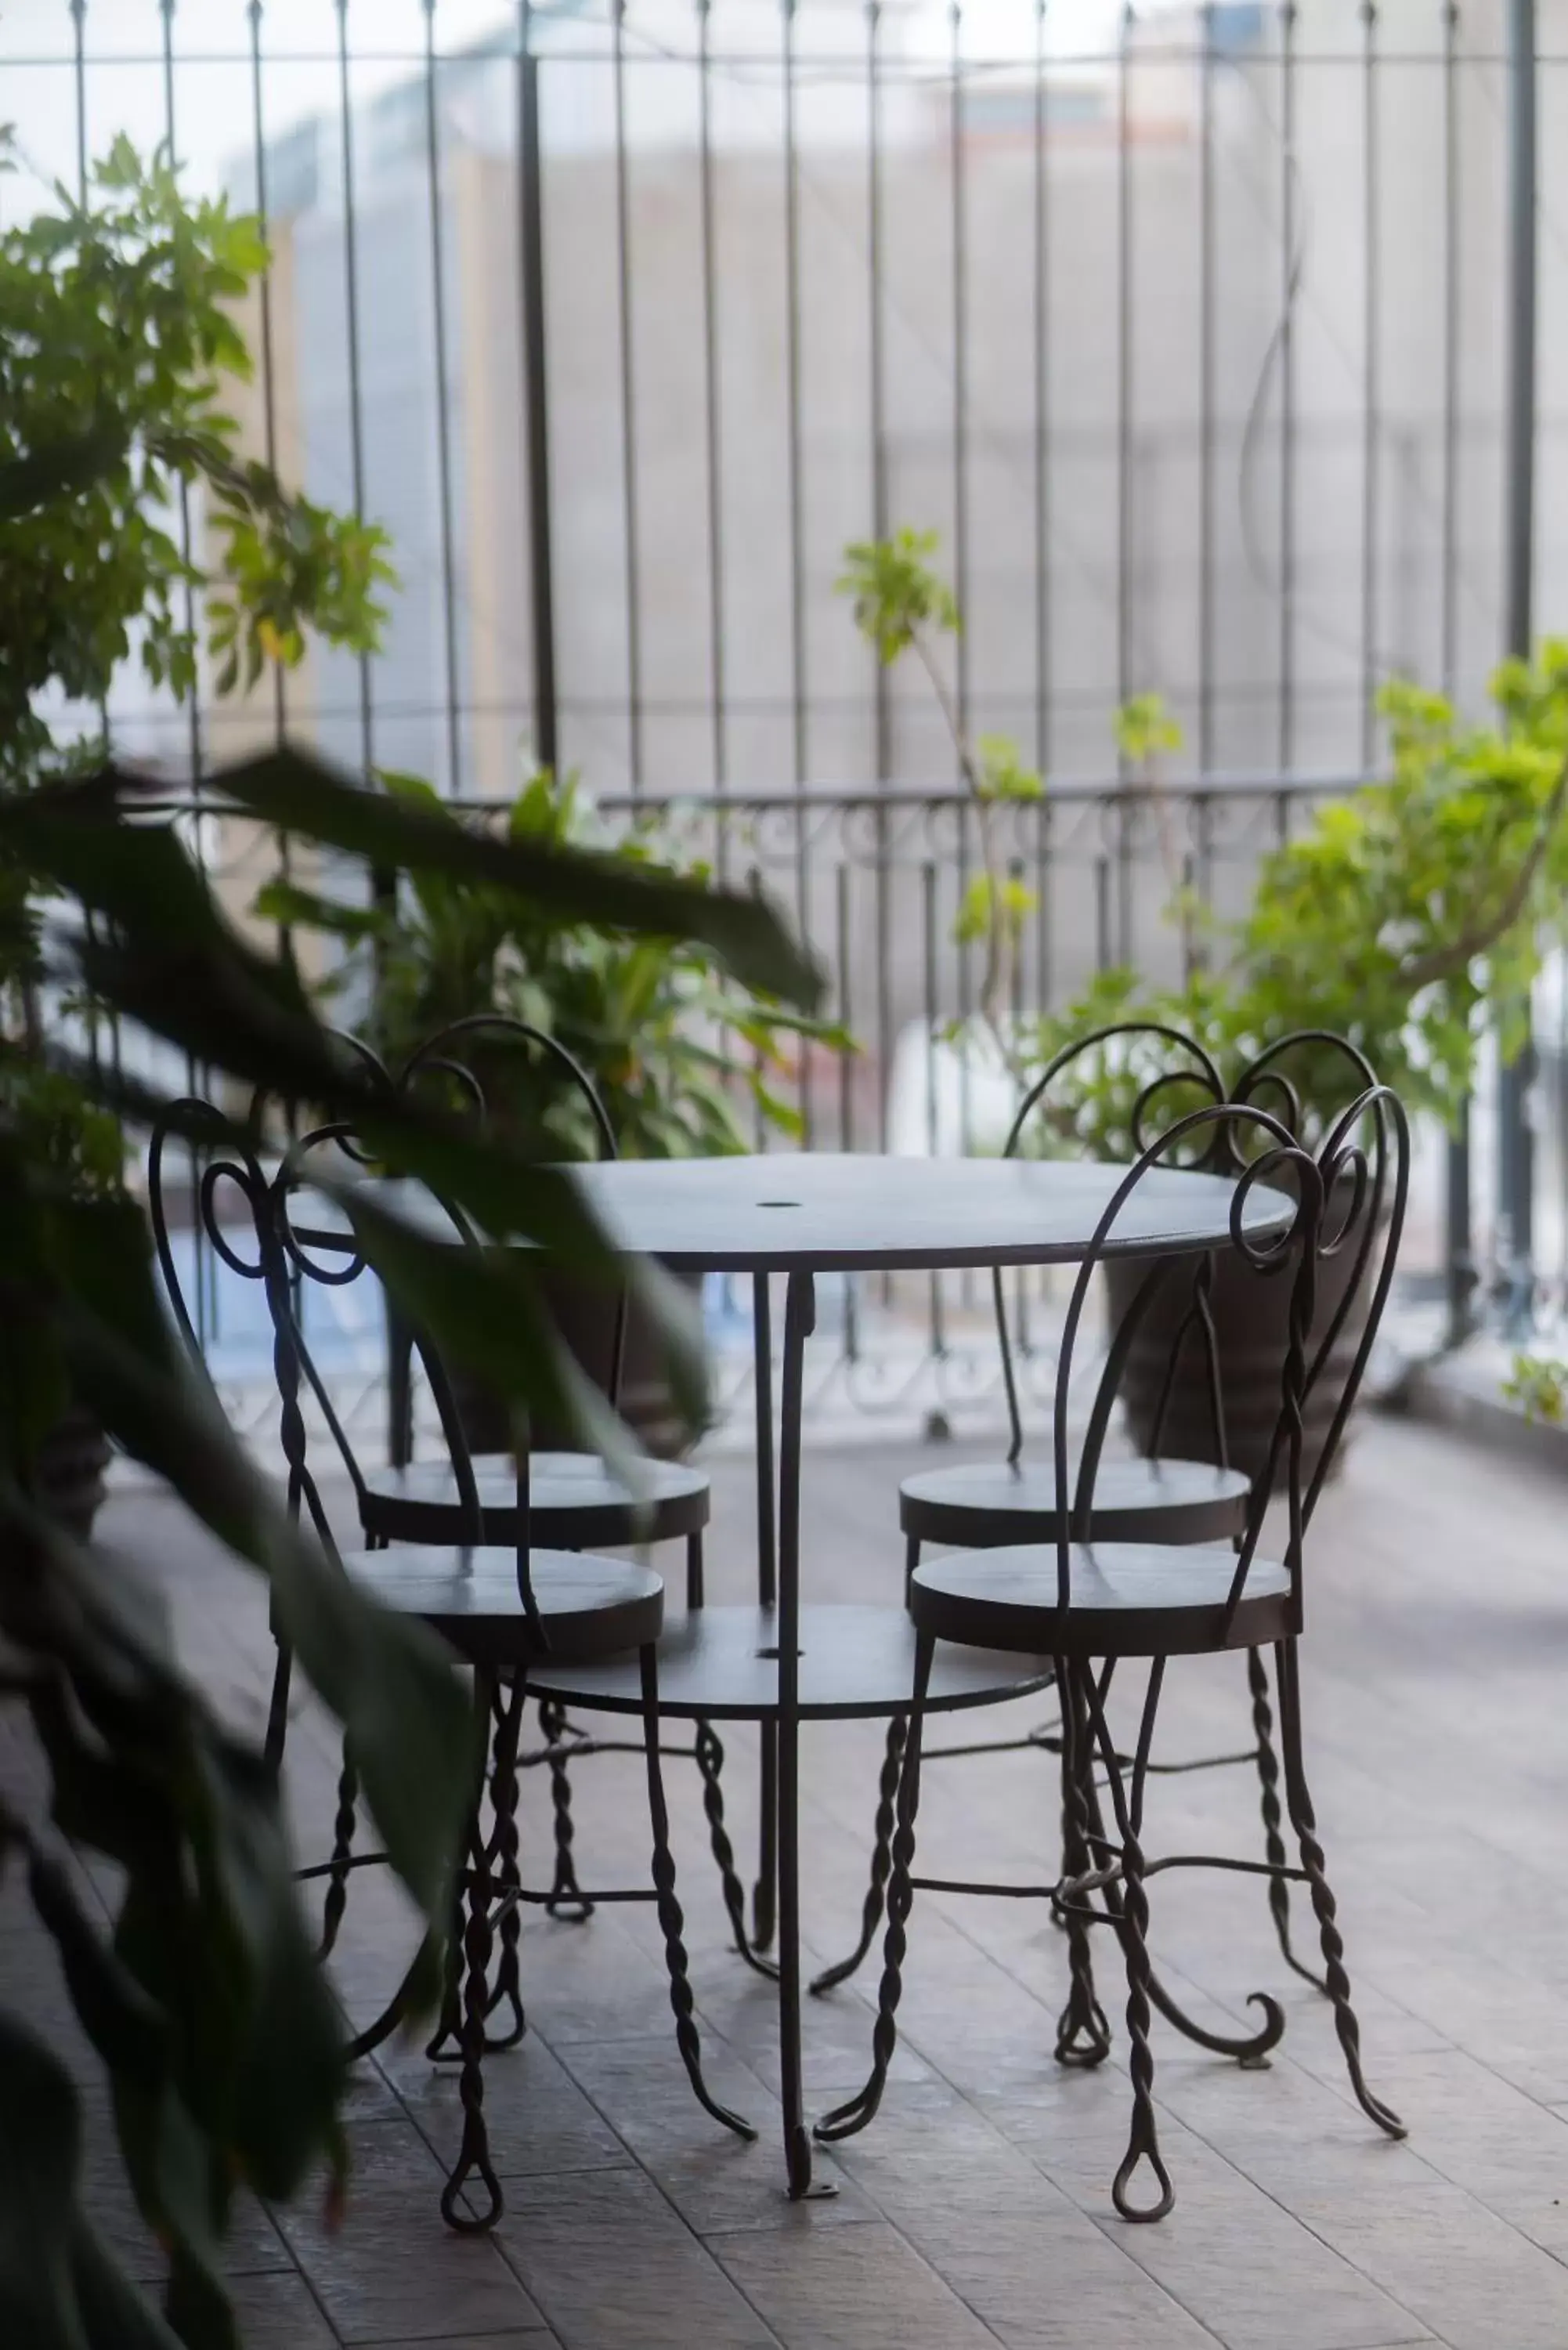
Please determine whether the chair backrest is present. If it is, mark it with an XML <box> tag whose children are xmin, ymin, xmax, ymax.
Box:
<box><xmin>147</xmin><ymin>1093</ymin><xmax>528</xmax><ymax>1596</ymax></box>
<box><xmin>386</xmin><ymin>1016</ymin><xmax>624</xmax><ymax>1466</ymax></box>
<box><xmin>995</xmin><ymin>1022</ymin><xmax>1230</xmax><ymax>1473</ymax></box>
<box><xmin>998</xmin><ymin>1025</ymin><xmax>1389</xmax><ymax>1509</ymax></box>
<box><xmin>1051</xmin><ymin>1084</ymin><xmax>1409</xmax><ymax>1635</ymax></box>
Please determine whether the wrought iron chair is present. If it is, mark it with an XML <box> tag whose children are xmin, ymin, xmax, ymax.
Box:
<box><xmin>809</xmin><ymin>1026</ymin><xmax>1379</xmax><ymax>2015</ymax></box>
<box><xmin>150</xmin><ymin>1098</ymin><xmax>750</xmax><ymax>2229</ymax></box>
<box><xmin>356</xmin><ymin>1018</ymin><xmax>713</xmax><ymax>1920</ymax></box>
<box><xmin>816</xmin><ymin>1084</ymin><xmax>1408</xmax><ymax>2220</ymax></box>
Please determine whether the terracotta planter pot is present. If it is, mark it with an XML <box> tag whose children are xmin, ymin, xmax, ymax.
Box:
<box><xmin>1101</xmin><ymin>1185</ymin><xmax>1374</xmax><ymax>1490</ymax></box>
<box><xmin>446</xmin><ymin>1264</ymin><xmax>708</xmax><ymax>1462</ymax></box>
<box><xmin>34</xmin><ymin>1406</ymin><xmax>113</xmax><ymax>1542</ymax></box>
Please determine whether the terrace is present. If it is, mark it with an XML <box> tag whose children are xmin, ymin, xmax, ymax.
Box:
<box><xmin>5</xmin><ymin>1</ymin><xmax>1568</xmax><ymax>2345</ymax></box>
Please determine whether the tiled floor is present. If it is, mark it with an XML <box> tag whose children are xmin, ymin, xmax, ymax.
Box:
<box><xmin>6</xmin><ymin>1411</ymin><xmax>1568</xmax><ymax>2348</ymax></box>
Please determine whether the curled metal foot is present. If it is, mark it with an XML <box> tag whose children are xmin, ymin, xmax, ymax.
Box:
<box><xmin>1113</xmin><ymin>2128</ymin><xmax>1176</xmax><ymax>2224</ymax></box>
<box><xmin>1147</xmin><ymin>1979</ymin><xmax>1284</xmax><ymax>2068</ymax></box>
<box><xmin>695</xmin><ymin>1719</ymin><xmax>778</xmax><ymax>1982</ymax></box>
<box><xmin>811</xmin><ymin>1714</ymin><xmax>907</xmax><ymax>1998</ymax></box>
<box><xmin>539</xmin><ymin>1697</ymin><xmax>594</xmax><ymax>1925</ymax></box>
<box><xmin>1248</xmin><ymin>1646</ymin><xmax>1327</xmax><ymax>1994</ymax></box>
<box><xmin>1055</xmin><ymin>1979</ymin><xmax>1113</xmax><ymax>2068</ymax></box>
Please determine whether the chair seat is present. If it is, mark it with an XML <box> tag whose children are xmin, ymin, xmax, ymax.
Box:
<box><xmin>342</xmin><ymin>1544</ymin><xmax>664</xmax><ymax>1667</ymax></box>
<box><xmin>360</xmin><ymin>1452</ymin><xmax>710</xmax><ymax>1548</ymax></box>
<box><xmin>900</xmin><ymin>1455</ymin><xmax>1251</xmax><ymax>1548</ymax></box>
<box><xmin>910</xmin><ymin>1541</ymin><xmax>1293</xmax><ymax>1659</ymax></box>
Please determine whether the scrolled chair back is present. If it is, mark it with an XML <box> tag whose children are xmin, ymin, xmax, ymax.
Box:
<box><xmin>146</xmin><ymin>1089</ymin><xmax>510</xmax><ymax>1582</ymax></box>
<box><xmin>385</xmin><ymin>1016</ymin><xmax>626</xmax><ymax>1459</ymax></box>
<box><xmin>997</xmin><ymin>1021</ymin><xmax>1233</xmax><ymax>1476</ymax></box>
<box><xmin>1050</xmin><ymin>1083</ymin><xmax>1409</xmax><ymax>1636</ymax></box>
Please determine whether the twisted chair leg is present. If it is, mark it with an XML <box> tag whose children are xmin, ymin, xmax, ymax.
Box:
<box><xmin>439</xmin><ymin>1675</ymin><xmax>504</xmax><ymax>2232</ymax></box>
<box><xmin>641</xmin><ymin>1650</ymin><xmax>757</xmax><ymax>2141</ymax></box>
<box><xmin>316</xmin><ymin>1737</ymin><xmax>359</xmax><ymax>1962</ymax></box>
<box><xmin>1274</xmin><ymin>1641</ymin><xmax>1405</xmax><ymax>2141</ymax></box>
<box><xmin>263</xmin><ymin>1640</ymin><xmax>293</xmax><ymax>1777</ymax></box>
<box><xmin>811</xmin><ymin>1714</ymin><xmax>909</xmax><ymax>1997</ymax></box>
<box><xmin>1248</xmin><ymin>1645</ymin><xmax>1327</xmax><ymax>1993</ymax></box>
<box><xmin>815</xmin><ymin>1635</ymin><xmax>935</xmax><ymax>2145</ymax></box>
<box><xmin>695</xmin><ymin>1719</ymin><xmax>778</xmax><ymax>1981</ymax></box>
<box><xmin>1055</xmin><ymin>1660</ymin><xmax>1112</xmax><ymax>2068</ymax></box>
<box><xmin>539</xmin><ymin>1697</ymin><xmax>593</xmax><ymax>1924</ymax></box>
<box><xmin>1082</xmin><ymin>1660</ymin><xmax>1175</xmax><ymax>2223</ymax></box>
<box><xmin>484</xmin><ymin>1679</ymin><xmax>527</xmax><ymax>2051</ymax></box>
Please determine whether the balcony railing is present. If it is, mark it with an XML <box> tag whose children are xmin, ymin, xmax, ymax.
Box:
<box><xmin>15</xmin><ymin>0</ymin><xmax>1560</xmax><ymax>1417</ymax></box>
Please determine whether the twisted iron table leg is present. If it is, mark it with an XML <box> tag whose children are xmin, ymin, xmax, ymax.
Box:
<box><xmin>485</xmin><ymin>1679</ymin><xmax>528</xmax><ymax>2050</ymax></box>
<box><xmin>316</xmin><ymin>1737</ymin><xmax>359</xmax><ymax>1962</ymax></box>
<box><xmin>815</xmin><ymin>1632</ymin><xmax>935</xmax><ymax>2147</ymax></box>
<box><xmin>640</xmin><ymin>1650</ymin><xmax>757</xmax><ymax>2142</ymax></box>
<box><xmin>539</xmin><ymin>1696</ymin><xmax>593</xmax><ymax>1923</ymax></box>
<box><xmin>811</xmin><ymin>1714</ymin><xmax>909</xmax><ymax>1997</ymax></box>
<box><xmin>1248</xmin><ymin>1644</ymin><xmax>1327</xmax><ymax>1992</ymax></box>
<box><xmin>695</xmin><ymin>1719</ymin><xmax>779</xmax><ymax>1981</ymax></box>
<box><xmin>1055</xmin><ymin>1660</ymin><xmax>1112</xmax><ymax>2067</ymax></box>
<box><xmin>1274</xmin><ymin>1640</ymin><xmax>1405</xmax><ymax>2140</ymax></box>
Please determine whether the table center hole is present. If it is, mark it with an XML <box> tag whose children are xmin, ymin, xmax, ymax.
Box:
<box><xmin>756</xmin><ymin>1198</ymin><xmax>800</xmax><ymax>1209</ymax></box>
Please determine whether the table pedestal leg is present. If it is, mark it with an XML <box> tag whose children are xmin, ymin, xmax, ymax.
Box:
<box><xmin>752</xmin><ymin>1272</ymin><xmax>779</xmax><ymax>1950</ymax></box>
<box><xmin>777</xmin><ymin>1268</ymin><xmax>835</xmax><ymax>2200</ymax></box>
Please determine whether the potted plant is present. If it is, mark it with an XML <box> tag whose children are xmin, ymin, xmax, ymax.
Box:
<box><xmin>261</xmin><ymin>767</ymin><xmax>851</xmax><ymax>1454</ymax></box>
<box><xmin>844</xmin><ymin>530</ymin><xmax>1568</xmax><ymax>1474</ymax></box>
<box><xmin>0</xmin><ymin>733</ymin><xmax>820</xmax><ymax>2350</ymax></box>
<box><xmin>1</xmin><ymin>132</ymin><xmax>398</xmax><ymax>1533</ymax></box>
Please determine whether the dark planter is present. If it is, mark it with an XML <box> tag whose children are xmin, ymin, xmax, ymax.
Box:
<box><xmin>447</xmin><ymin>1264</ymin><xmax>708</xmax><ymax>1462</ymax></box>
<box><xmin>34</xmin><ymin>1406</ymin><xmax>113</xmax><ymax>1543</ymax></box>
<box><xmin>1102</xmin><ymin>1185</ymin><xmax>1374</xmax><ymax>1489</ymax></box>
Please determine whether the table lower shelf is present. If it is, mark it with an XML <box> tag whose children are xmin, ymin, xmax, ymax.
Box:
<box><xmin>526</xmin><ymin>1602</ymin><xmax>1053</xmax><ymax>1722</ymax></box>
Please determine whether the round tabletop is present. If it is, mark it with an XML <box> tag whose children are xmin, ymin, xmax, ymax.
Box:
<box><xmin>516</xmin><ymin>1152</ymin><xmax>1292</xmax><ymax>1274</ymax></box>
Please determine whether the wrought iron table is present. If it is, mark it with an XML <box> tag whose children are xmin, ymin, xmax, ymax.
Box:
<box><xmin>385</xmin><ymin>1150</ymin><xmax>1291</xmax><ymax>2196</ymax></box>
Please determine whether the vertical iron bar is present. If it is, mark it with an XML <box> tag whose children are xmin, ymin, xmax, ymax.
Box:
<box><xmin>1440</xmin><ymin>0</ymin><xmax>1460</xmax><ymax>696</ymax></box>
<box><xmin>1498</xmin><ymin>0</ymin><xmax>1537</xmax><ymax>1330</ymax></box>
<box><xmin>334</xmin><ymin>0</ymin><xmax>374</xmax><ymax>787</ymax></box>
<box><xmin>612</xmin><ymin>0</ymin><xmax>642</xmax><ymax>793</ymax></box>
<box><xmin>1033</xmin><ymin>0</ymin><xmax>1050</xmax><ymax>773</ymax></box>
<box><xmin>836</xmin><ymin>859</ymin><xmax>860</xmax><ymax>1358</ymax></box>
<box><xmin>950</xmin><ymin>0</ymin><xmax>969</xmax><ymax>757</ymax></box>
<box><xmin>782</xmin><ymin>0</ymin><xmax>807</xmax><ymax>789</ymax></box>
<box><xmin>1441</xmin><ymin>0</ymin><xmax>1472</xmax><ymax>1343</ymax></box>
<box><xmin>248</xmin><ymin>1</ymin><xmax>287</xmax><ymax>751</ymax></box>
<box><xmin>922</xmin><ymin>862</ymin><xmax>945</xmax><ymax>1357</ymax></box>
<box><xmin>1198</xmin><ymin>2</ymin><xmax>1216</xmax><ymax>772</ymax></box>
<box><xmin>697</xmin><ymin>0</ymin><xmax>726</xmax><ymax>789</ymax></box>
<box><xmin>519</xmin><ymin>1</ymin><xmax>558</xmax><ymax>776</ymax></box>
<box><xmin>424</xmin><ymin>0</ymin><xmax>463</xmax><ymax>796</ymax></box>
<box><xmin>1360</xmin><ymin>0</ymin><xmax>1380</xmax><ymax>770</ymax></box>
<box><xmin>867</xmin><ymin>0</ymin><xmax>890</xmax><ymax>783</ymax></box>
<box><xmin>1279</xmin><ymin>0</ymin><xmax>1296</xmax><ymax>771</ymax></box>
<box><xmin>1115</xmin><ymin>1</ymin><xmax>1133</xmax><ymax>732</ymax></box>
